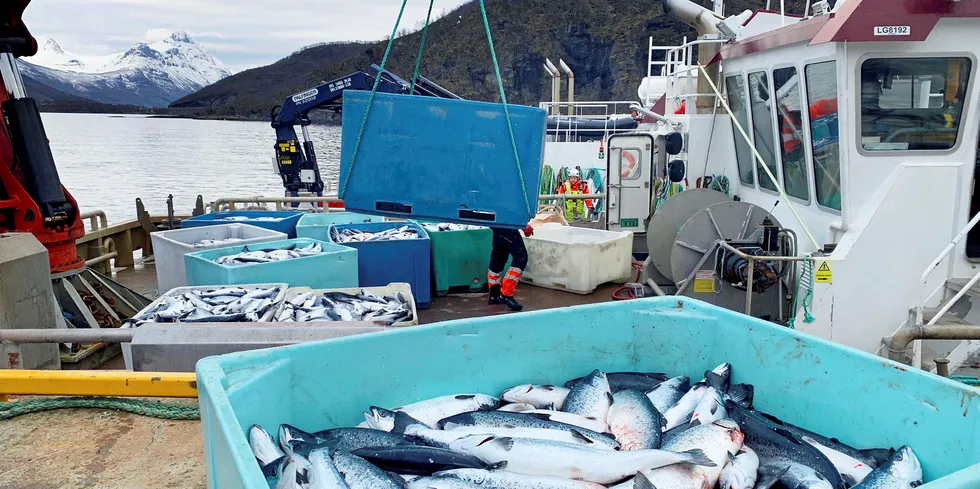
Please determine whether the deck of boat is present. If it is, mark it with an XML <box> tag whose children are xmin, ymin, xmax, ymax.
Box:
<box><xmin>0</xmin><ymin>257</ymin><xmax>623</xmax><ymax>489</ymax></box>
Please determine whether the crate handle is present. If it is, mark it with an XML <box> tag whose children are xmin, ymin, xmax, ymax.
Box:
<box><xmin>459</xmin><ymin>209</ymin><xmax>496</xmax><ymax>222</ymax></box>
<box><xmin>375</xmin><ymin>201</ymin><xmax>413</xmax><ymax>214</ymax></box>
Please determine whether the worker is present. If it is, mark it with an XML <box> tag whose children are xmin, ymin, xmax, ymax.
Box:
<box><xmin>487</xmin><ymin>224</ymin><xmax>534</xmax><ymax>311</ymax></box>
<box><xmin>558</xmin><ymin>169</ymin><xmax>593</xmax><ymax>221</ymax></box>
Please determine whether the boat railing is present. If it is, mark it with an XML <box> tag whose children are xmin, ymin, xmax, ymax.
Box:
<box><xmin>915</xmin><ymin>211</ymin><xmax>980</xmax><ymax>330</ymax></box>
<box><xmin>648</xmin><ymin>37</ymin><xmax>730</xmax><ymax>110</ymax></box>
<box><xmin>537</xmin><ymin>101</ymin><xmax>641</xmax><ymax>142</ymax></box>
<box><xmin>210</xmin><ymin>194</ymin><xmax>605</xmax><ymax>214</ymax></box>
<box><xmin>80</xmin><ymin>210</ymin><xmax>108</xmax><ymax>232</ymax></box>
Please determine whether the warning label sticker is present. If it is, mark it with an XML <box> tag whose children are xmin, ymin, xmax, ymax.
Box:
<box><xmin>815</xmin><ymin>261</ymin><xmax>832</xmax><ymax>283</ymax></box>
<box><xmin>693</xmin><ymin>270</ymin><xmax>714</xmax><ymax>293</ymax></box>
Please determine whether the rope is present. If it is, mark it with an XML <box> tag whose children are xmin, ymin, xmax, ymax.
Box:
<box><xmin>539</xmin><ymin>165</ymin><xmax>556</xmax><ymax>206</ymax></box>
<box><xmin>478</xmin><ymin>0</ymin><xmax>532</xmax><ymax>220</ymax></box>
<box><xmin>410</xmin><ymin>0</ymin><xmax>436</xmax><ymax>95</ymax></box>
<box><xmin>949</xmin><ymin>375</ymin><xmax>980</xmax><ymax>386</ymax></box>
<box><xmin>0</xmin><ymin>397</ymin><xmax>200</xmax><ymax>420</ymax></box>
<box><xmin>338</xmin><ymin>0</ymin><xmax>411</xmax><ymax>199</ymax></box>
<box><xmin>788</xmin><ymin>257</ymin><xmax>816</xmax><ymax>329</ymax></box>
<box><xmin>708</xmin><ymin>175</ymin><xmax>730</xmax><ymax>196</ymax></box>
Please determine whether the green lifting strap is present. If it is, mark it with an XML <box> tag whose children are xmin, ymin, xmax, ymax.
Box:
<box><xmin>340</xmin><ymin>0</ymin><xmax>534</xmax><ymax>221</ymax></box>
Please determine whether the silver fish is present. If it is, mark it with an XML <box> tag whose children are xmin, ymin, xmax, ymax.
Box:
<box><xmin>803</xmin><ymin>435</ymin><xmax>873</xmax><ymax>487</ymax></box>
<box><xmin>407</xmin><ymin>476</ymin><xmax>483</xmax><ymax>488</ymax></box>
<box><xmin>497</xmin><ymin>402</ymin><xmax>537</xmax><ymax>412</ymax></box>
<box><xmin>308</xmin><ymin>448</ymin><xmax>351</xmax><ymax>489</ymax></box>
<box><xmin>519</xmin><ymin>409</ymin><xmax>609</xmax><ymax>433</ymax></box>
<box><xmin>274</xmin><ymin>454</ymin><xmax>312</xmax><ymax>489</ymax></box>
<box><xmin>192</xmin><ymin>237</ymin><xmax>244</xmax><ymax>248</ymax></box>
<box><xmin>501</xmin><ymin>384</ymin><xmax>570</xmax><ymax>410</ymax></box>
<box><xmin>249</xmin><ymin>424</ymin><xmax>285</xmax><ymax>469</ymax></box>
<box><xmin>607</xmin><ymin>389</ymin><xmax>665</xmax><ymax>450</ymax></box>
<box><xmin>630</xmin><ymin>419</ymin><xmax>744</xmax><ymax>489</ymax></box>
<box><xmin>434</xmin><ymin>468</ymin><xmax>606</xmax><ymax>488</ymax></box>
<box><xmin>646</xmin><ymin>376</ymin><xmax>690</xmax><ymax>414</ymax></box>
<box><xmin>852</xmin><ymin>446</ymin><xmax>922</xmax><ymax>489</ymax></box>
<box><xmin>663</xmin><ymin>384</ymin><xmax>707</xmax><ymax>430</ymax></box>
<box><xmin>562</xmin><ymin>370</ymin><xmax>613</xmax><ymax>423</ymax></box>
<box><xmin>331</xmin><ymin>451</ymin><xmax>405</xmax><ymax>489</ymax></box>
<box><xmin>689</xmin><ymin>387</ymin><xmax>726</xmax><ymax>426</ymax></box>
<box><xmin>719</xmin><ymin>446</ymin><xmax>759</xmax><ymax>489</ymax></box>
<box><xmin>756</xmin><ymin>461</ymin><xmax>835</xmax><ymax>489</ymax></box>
<box><xmin>438</xmin><ymin>410</ymin><xmax>620</xmax><ymax>449</ymax></box>
<box><xmin>448</xmin><ymin>435</ymin><xmax>715</xmax><ymax>484</ymax></box>
<box><xmin>394</xmin><ymin>393</ymin><xmax>500</xmax><ymax>429</ymax></box>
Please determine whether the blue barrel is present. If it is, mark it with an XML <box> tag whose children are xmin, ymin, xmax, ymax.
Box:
<box><xmin>182</xmin><ymin>211</ymin><xmax>305</xmax><ymax>238</ymax></box>
<box><xmin>196</xmin><ymin>297</ymin><xmax>980</xmax><ymax>489</ymax></box>
<box><xmin>183</xmin><ymin>238</ymin><xmax>358</xmax><ymax>289</ymax></box>
<box><xmin>328</xmin><ymin>221</ymin><xmax>431</xmax><ymax>308</ymax></box>
<box><xmin>339</xmin><ymin>91</ymin><xmax>545</xmax><ymax>229</ymax></box>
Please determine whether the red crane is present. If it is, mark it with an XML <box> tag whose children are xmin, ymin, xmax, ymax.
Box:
<box><xmin>0</xmin><ymin>0</ymin><xmax>84</xmax><ymax>273</ymax></box>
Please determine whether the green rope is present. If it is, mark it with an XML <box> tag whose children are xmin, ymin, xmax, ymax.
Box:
<box><xmin>410</xmin><ymin>0</ymin><xmax>436</xmax><ymax>95</ymax></box>
<box><xmin>478</xmin><ymin>0</ymin><xmax>533</xmax><ymax>220</ymax></box>
<box><xmin>338</xmin><ymin>0</ymin><xmax>410</xmax><ymax>199</ymax></box>
<box><xmin>788</xmin><ymin>257</ymin><xmax>816</xmax><ymax>329</ymax></box>
<box><xmin>0</xmin><ymin>397</ymin><xmax>200</xmax><ymax>420</ymax></box>
<box><xmin>950</xmin><ymin>375</ymin><xmax>980</xmax><ymax>386</ymax></box>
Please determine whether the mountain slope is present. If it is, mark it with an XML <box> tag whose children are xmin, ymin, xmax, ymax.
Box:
<box><xmin>19</xmin><ymin>31</ymin><xmax>232</xmax><ymax>108</ymax></box>
<box><xmin>171</xmin><ymin>0</ymin><xmax>807</xmax><ymax>119</ymax></box>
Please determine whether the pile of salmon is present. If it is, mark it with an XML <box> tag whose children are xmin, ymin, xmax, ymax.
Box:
<box><xmin>249</xmin><ymin>364</ymin><xmax>921</xmax><ymax>489</ymax></box>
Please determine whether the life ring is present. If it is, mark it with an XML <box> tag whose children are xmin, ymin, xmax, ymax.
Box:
<box><xmin>621</xmin><ymin>150</ymin><xmax>637</xmax><ymax>178</ymax></box>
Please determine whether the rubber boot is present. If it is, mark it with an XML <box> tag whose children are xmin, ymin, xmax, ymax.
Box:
<box><xmin>488</xmin><ymin>284</ymin><xmax>504</xmax><ymax>305</ymax></box>
<box><xmin>501</xmin><ymin>294</ymin><xmax>523</xmax><ymax>311</ymax></box>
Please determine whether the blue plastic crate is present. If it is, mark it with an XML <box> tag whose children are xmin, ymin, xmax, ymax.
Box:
<box><xmin>197</xmin><ymin>297</ymin><xmax>980</xmax><ymax>489</ymax></box>
<box><xmin>339</xmin><ymin>91</ymin><xmax>545</xmax><ymax>229</ymax></box>
<box><xmin>328</xmin><ymin>221</ymin><xmax>431</xmax><ymax>308</ymax></box>
<box><xmin>295</xmin><ymin>212</ymin><xmax>384</xmax><ymax>242</ymax></box>
<box><xmin>182</xmin><ymin>211</ymin><xmax>305</xmax><ymax>238</ymax></box>
<box><xmin>183</xmin><ymin>238</ymin><xmax>357</xmax><ymax>289</ymax></box>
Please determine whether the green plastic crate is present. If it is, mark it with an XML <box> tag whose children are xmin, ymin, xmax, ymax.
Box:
<box><xmin>425</xmin><ymin>225</ymin><xmax>494</xmax><ymax>295</ymax></box>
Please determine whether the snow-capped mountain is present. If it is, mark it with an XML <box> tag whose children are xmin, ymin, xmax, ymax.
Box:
<box><xmin>18</xmin><ymin>31</ymin><xmax>232</xmax><ymax>107</ymax></box>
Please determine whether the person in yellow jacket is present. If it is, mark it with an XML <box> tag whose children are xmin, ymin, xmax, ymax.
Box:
<box><xmin>558</xmin><ymin>169</ymin><xmax>594</xmax><ymax>221</ymax></box>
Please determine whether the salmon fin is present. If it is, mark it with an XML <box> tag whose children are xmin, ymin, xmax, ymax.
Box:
<box><xmin>681</xmin><ymin>448</ymin><xmax>716</xmax><ymax>467</ymax></box>
<box><xmin>727</xmin><ymin>451</ymin><xmax>737</xmax><ymax>464</ymax></box>
<box><xmin>541</xmin><ymin>384</ymin><xmax>555</xmax><ymax>390</ymax></box>
<box><xmin>842</xmin><ymin>474</ymin><xmax>859</xmax><ymax>487</ymax></box>
<box><xmin>492</xmin><ymin>437</ymin><xmax>515</xmax><ymax>451</ymax></box>
<box><xmin>755</xmin><ymin>465</ymin><xmax>790</xmax><ymax>489</ymax></box>
<box><xmin>633</xmin><ymin>472</ymin><xmax>658</xmax><ymax>489</ymax></box>
<box><xmin>570</xmin><ymin>430</ymin><xmax>594</xmax><ymax>444</ymax></box>
<box><xmin>486</xmin><ymin>461</ymin><xmax>508</xmax><ymax>471</ymax></box>
<box><xmin>704</xmin><ymin>371</ymin><xmax>726</xmax><ymax>390</ymax></box>
<box><xmin>391</xmin><ymin>411</ymin><xmax>422</xmax><ymax>435</ymax></box>
<box><xmin>455</xmin><ymin>394</ymin><xmax>476</xmax><ymax>400</ymax></box>
<box><xmin>295</xmin><ymin>467</ymin><xmax>310</xmax><ymax>485</ymax></box>
<box><xmin>527</xmin><ymin>412</ymin><xmax>555</xmax><ymax>421</ymax></box>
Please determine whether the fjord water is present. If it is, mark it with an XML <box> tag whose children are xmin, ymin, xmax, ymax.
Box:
<box><xmin>41</xmin><ymin>113</ymin><xmax>343</xmax><ymax>224</ymax></box>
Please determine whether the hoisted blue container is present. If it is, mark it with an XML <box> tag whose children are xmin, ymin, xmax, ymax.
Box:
<box><xmin>339</xmin><ymin>91</ymin><xmax>546</xmax><ymax>229</ymax></box>
<box><xmin>328</xmin><ymin>221</ymin><xmax>431</xmax><ymax>308</ymax></box>
<box><xmin>196</xmin><ymin>297</ymin><xmax>980</xmax><ymax>489</ymax></box>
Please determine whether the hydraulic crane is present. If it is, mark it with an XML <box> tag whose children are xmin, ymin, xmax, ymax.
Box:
<box><xmin>270</xmin><ymin>65</ymin><xmax>459</xmax><ymax>198</ymax></box>
<box><xmin>0</xmin><ymin>0</ymin><xmax>84</xmax><ymax>273</ymax></box>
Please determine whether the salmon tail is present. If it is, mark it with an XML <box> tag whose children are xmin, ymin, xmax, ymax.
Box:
<box><xmin>680</xmin><ymin>448</ymin><xmax>716</xmax><ymax>467</ymax></box>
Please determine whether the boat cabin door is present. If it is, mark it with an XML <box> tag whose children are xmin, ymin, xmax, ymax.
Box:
<box><xmin>606</xmin><ymin>134</ymin><xmax>655</xmax><ymax>233</ymax></box>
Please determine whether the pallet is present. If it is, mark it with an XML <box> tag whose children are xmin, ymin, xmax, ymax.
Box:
<box><xmin>60</xmin><ymin>342</ymin><xmax>121</xmax><ymax>370</ymax></box>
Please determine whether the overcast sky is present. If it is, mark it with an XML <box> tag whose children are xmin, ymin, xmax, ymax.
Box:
<box><xmin>22</xmin><ymin>0</ymin><xmax>470</xmax><ymax>73</ymax></box>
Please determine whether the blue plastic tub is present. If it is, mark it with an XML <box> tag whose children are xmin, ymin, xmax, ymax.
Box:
<box><xmin>182</xmin><ymin>211</ymin><xmax>305</xmax><ymax>238</ymax></box>
<box><xmin>197</xmin><ymin>298</ymin><xmax>980</xmax><ymax>489</ymax></box>
<box><xmin>339</xmin><ymin>91</ymin><xmax>545</xmax><ymax>229</ymax></box>
<box><xmin>183</xmin><ymin>238</ymin><xmax>358</xmax><ymax>289</ymax></box>
<box><xmin>328</xmin><ymin>221</ymin><xmax>431</xmax><ymax>308</ymax></box>
<box><xmin>295</xmin><ymin>212</ymin><xmax>384</xmax><ymax>242</ymax></box>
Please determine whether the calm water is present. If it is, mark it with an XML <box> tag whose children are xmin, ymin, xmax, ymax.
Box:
<box><xmin>41</xmin><ymin>113</ymin><xmax>343</xmax><ymax>224</ymax></box>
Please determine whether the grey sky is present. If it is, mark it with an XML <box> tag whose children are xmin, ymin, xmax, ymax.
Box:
<box><xmin>22</xmin><ymin>0</ymin><xmax>470</xmax><ymax>73</ymax></box>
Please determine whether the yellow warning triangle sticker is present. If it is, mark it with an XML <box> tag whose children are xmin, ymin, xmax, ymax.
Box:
<box><xmin>818</xmin><ymin>262</ymin><xmax>831</xmax><ymax>272</ymax></box>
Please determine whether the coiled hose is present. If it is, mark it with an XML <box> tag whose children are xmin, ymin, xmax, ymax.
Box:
<box><xmin>612</xmin><ymin>261</ymin><xmax>646</xmax><ymax>300</ymax></box>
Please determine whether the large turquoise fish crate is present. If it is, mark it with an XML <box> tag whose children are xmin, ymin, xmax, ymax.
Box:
<box><xmin>181</xmin><ymin>211</ymin><xmax>304</xmax><ymax>238</ymax></box>
<box><xmin>339</xmin><ymin>90</ymin><xmax>546</xmax><ymax>229</ymax></box>
<box><xmin>295</xmin><ymin>212</ymin><xmax>384</xmax><ymax>242</ymax></box>
<box><xmin>184</xmin><ymin>238</ymin><xmax>358</xmax><ymax>289</ymax></box>
<box><xmin>196</xmin><ymin>298</ymin><xmax>980</xmax><ymax>489</ymax></box>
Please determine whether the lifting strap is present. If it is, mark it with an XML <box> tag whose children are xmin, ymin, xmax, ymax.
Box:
<box><xmin>340</xmin><ymin>0</ymin><xmax>533</xmax><ymax>220</ymax></box>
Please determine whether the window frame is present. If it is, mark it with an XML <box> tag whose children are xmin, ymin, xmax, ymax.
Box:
<box><xmin>854</xmin><ymin>52</ymin><xmax>977</xmax><ymax>157</ymax></box>
<box><xmin>747</xmin><ymin>69</ymin><xmax>783</xmax><ymax>196</ymax></box>
<box><xmin>804</xmin><ymin>57</ymin><xmax>843</xmax><ymax>215</ymax></box>
<box><xmin>771</xmin><ymin>62</ymin><xmax>813</xmax><ymax>205</ymax></box>
<box><xmin>724</xmin><ymin>70</ymin><xmax>757</xmax><ymax>189</ymax></box>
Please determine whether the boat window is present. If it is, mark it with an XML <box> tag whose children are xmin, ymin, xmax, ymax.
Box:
<box><xmin>725</xmin><ymin>75</ymin><xmax>755</xmax><ymax>186</ymax></box>
<box><xmin>773</xmin><ymin>66</ymin><xmax>810</xmax><ymax>201</ymax></box>
<box><xmin>748</xmin><ymin>71</ymin><xmax>780</xmax><ymax>191</ymax></box>
<box><xmin>860</xmin><ymin>57</ymin><xmax>971</xmax><ymax>151</ymax></box>
<box><xmin>806</xmin><ymin>61</ymin><xmax>841</xmax><ymax>211</ymax></box>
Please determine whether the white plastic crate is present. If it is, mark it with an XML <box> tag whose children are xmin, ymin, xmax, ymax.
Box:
<box><xmin>280</xmin><ymin>283</ymin><xmax>418</xmax><ymax>326</ymax></box>
<box><xmin>122</xmin><ymin>283</ymin><xmax>289</xmax><ymax>370</ymax></box>
<box><xmin>522</xmin><ymin>224</ymin><xmax>633</xmax><ymax>294</ymax></box>
<box><xmin>150</xmin><ymin>224</ymin><xmax>287</xmax><ymax>293</ymax></box>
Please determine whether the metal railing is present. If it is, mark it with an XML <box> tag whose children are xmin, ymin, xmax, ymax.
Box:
<box><xmin>80</xmin><ymin>210</ymin><xmax>107</xmax><ymax>232</ymax></box>
<box><xmin>646</xmin><ymin>37</ymin><xmax>730</xmax><ymax>110</ymax></box>
<box><xmin>209</xmin><ymin>194</ymin><xmax>604</xmax><ymax>214</ymax></box>
<box><xmin>915</xmin><ymin>211</ymin><xmax>980</xmax><ymax>328</ymax></box>
<box><xmin>537</xmin><ymin>101</ymin><xmax>641</xmax><ymax>142</ymax></box>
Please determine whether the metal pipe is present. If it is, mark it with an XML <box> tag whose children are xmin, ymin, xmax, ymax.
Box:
<box><xmin>544</xmin><ymin>59</ymin><xmax>560</xmax><ymax>115</ymax></box>
<box><xmin>887</xmin><ymin>325</ymin><xmax>980</xmax><ymax>362</ymax></box>
<box><xmin>646</xmin><ymin>278</ymin><xmax>667</xmax><ymax>297</ymax></box>
<box><xmin>630</xmin><ymin>104</ymin><xmax>671</xmax><ymax>125</ymax></box>
<box><xmin>558</xmin><ymin>59</ymin><xmax>575</xmax><ymax>116</ymax></box>
<box><xmin>1</xmin><ymin>328</ymin><xmax>135</xmax><ymax>343</ymax></box>
<box><xmin>935</xmin><ymin>358</ymin><xmax>951</xmax><ymax>377</ymax></box>
<box><xmin>81</xmin><ymin>210</ymin><xmax>108</xmax><ymax>231</ymax></box>
<box><xmin>211</xmin><ymin>196</ymin><xmax>343</xmax><ymax>212</ymax></box>
<box><xmin>0</xmin><ymin>53</ymin><xmax>27</xmax><ymax>99</ymax></box>
<box><xmin>84</xmin><ymin>250</ymin><xmax>117</xmax><ymax>267</ymax></box>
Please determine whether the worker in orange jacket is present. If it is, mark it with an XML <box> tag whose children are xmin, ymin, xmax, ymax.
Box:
<box><xmin>558</xmin><ymin>169</ymin><xmax>593</xmax><ymax>220</ymax></box>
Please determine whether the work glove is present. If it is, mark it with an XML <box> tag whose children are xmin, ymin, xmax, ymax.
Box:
<box><xmin>522</xmin><ymin>225</ymin><xmax>534</xmax><ymax>237</ymax></box>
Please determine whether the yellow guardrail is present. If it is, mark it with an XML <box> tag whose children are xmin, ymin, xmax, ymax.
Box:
<box><xmin>0</xmin><ymin>370</ymin><xmax>198</xmax><ymax>399</ymax></box>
